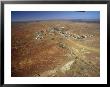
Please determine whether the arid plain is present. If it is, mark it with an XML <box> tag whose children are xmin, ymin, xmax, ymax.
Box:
<box><xmin>11</xmin><ymin>20</ymin><xmax>100</xmax><ymax>77</ymax></box>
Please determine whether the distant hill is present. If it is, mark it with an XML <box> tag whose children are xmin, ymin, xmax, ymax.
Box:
<box><xmin>12</xmin><ymin>19</ymin><xmax>100</xmax><ymax>23</ymax></box>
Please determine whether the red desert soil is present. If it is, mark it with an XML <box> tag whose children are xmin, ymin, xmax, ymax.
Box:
<box><xmin>11</xmin><ymin>21</ymin><xmax>100</xmax><ymax>77</ymax></box>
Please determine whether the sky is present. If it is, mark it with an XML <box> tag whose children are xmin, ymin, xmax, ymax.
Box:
<box><xmin>11</xmin><ymin>11</ymin><xmax>100</xmax><ymax>22</ymax></box>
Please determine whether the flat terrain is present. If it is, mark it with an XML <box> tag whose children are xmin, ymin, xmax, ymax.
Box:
<box><xmin>11</xmin><ymin>21</ymin><xmax>100</xmax><ymax>77</ymax></box>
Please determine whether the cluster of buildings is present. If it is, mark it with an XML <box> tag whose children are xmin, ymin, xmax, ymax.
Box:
<box><xmin>35</xmin><ymin>26</ymin><xmax>94</xmax><ymax>41</ymax></box>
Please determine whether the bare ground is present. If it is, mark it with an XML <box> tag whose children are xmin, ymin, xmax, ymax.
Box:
<box><xmin>11</xmin><ymin>21</ymin><xmax>100</xmax><ymax>77</ymax></box>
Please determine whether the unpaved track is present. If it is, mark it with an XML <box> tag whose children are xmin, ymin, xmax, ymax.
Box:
<box><xmin>65</xmin><ymin>39</ymin><xmax>99</xmax><ymax>53</ymax></box>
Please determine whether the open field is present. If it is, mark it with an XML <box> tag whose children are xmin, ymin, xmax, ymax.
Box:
<box><xmin>11</xmin><ymin>20</ymin><xmax>100</xmax><ymax>77</ymax></box>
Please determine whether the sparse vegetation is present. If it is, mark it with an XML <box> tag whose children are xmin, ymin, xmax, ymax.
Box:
<box><xmin>11</xmin><ymin>21</ymin><xmax>100</xmax><ymax>77</ymax></box>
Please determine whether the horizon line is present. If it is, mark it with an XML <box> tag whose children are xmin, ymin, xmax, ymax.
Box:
<box><xmin>12</xmin><ymin>19</ymin><xmax>100</xmax><ymax>22</ymax></box>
